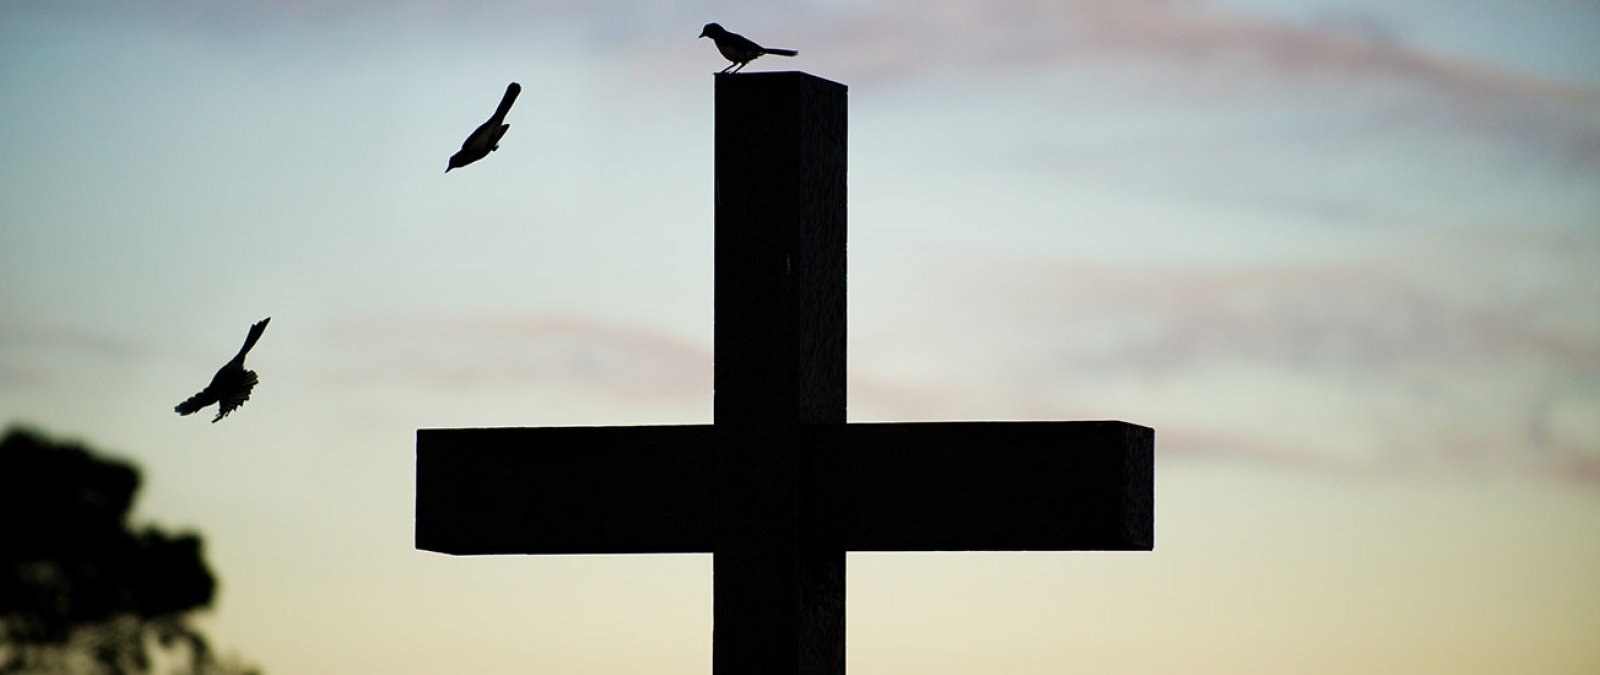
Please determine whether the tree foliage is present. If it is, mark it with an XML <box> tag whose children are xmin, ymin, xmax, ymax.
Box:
<box><xmin>0</xmin><ymin>427</ymin><xmax>257</xmax><ymax>675</ymax></box>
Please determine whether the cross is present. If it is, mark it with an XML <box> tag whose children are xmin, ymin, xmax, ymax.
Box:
<box><xmin>415</xmin><ymin>72</ymin><xmax>1154</xmax><ymax>674</ymax></box>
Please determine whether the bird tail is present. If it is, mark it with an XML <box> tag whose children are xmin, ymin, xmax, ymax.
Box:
<box><xmin>237</xmin><ymin>317</ymin><xmax>270</xmax><ymax>359</ymax></box>
<box><xmin>763</xmin><ymin>48</ymin><xmax>798</xmax><ymax>57</ymax></box>
<box><xmin>493</xmin><ymin>82</ymin><xmax>521</xmax><ymax>122</ymax></box>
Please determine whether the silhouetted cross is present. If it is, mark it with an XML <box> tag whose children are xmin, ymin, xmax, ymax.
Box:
<box><xmin>415</xmin><ymin>72</ymin><xmax>1154</xmax><ymax>674</ymax></box>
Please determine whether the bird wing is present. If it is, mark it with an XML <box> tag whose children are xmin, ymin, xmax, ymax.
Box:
<box><xmin>725</xmin><ymin>32</ymin><xmax>765</xmax><ymax>55</ymax></box>
<box><xmin>211</xmin><ymin>369</ymin><xmax>259</xmax><ymax>423</ymax></box>
<box><xmin>460</xmin><ymin>119</ymin><xmax>497</xmax><ymax>154</ymax></box>
<box><xmin>175</xmin><ymin>385</ymin><xmax>220</xmax><ymax>416</ymax></box>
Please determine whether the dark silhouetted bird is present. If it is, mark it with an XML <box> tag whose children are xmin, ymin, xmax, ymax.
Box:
<box><xmin>698</xmin><ymin>23</ymin><xmax>798</xmax><ymax>74</ymax></box>
<box><xmin>447</xmin><ymin>82</ymin><xmax>521</xmax><ymax>172</ymax></box>
<box><xmin>175</xmin><ymin>318</ymin><xmax>269</xmax><ymax>423</ymax></box>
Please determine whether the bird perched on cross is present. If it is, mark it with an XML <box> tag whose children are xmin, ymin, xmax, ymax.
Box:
<box><xmin>699</xmin><ymin>23</ymin><xmax>798</xmax><ymax>74</ymax></box>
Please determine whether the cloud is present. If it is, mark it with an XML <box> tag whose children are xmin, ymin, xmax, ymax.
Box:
<box><xmin>708</xmin><ymin>0</ymin><xmax>1598</xmax><ymax>200</ymax></box>
<box><xmin>240</xmin><ymin>287</ymin><xmax>1600</xmax><ymax>485</ymax></box>
<box><xmin>828</xmin><ymin>0</ymin><xmax>1599</xmax><ymax>177</ymax></box>
<box><xmin>315</xmin><ymin>310</ymin><xmax>1012</xmax><ymax>422</ymax></box>
<box><xmin>0</xmin><ymin>321</ymin><xmax>167</xmax><ymax>398</ymax></box>
<box><xmin>318</xmin><ymin>311</ymin><xmax>712</xmax><ymax>402</ymax></box>
<box><xmin>0</xmin><ymin>323</ymin><xmax>151</xmax><ymax>362</ymax></box>
<box><xmin>903</xmin><ymin>250</ymin><xmax>1600</xmax><ymax>481</ymax></box>
<box><xmin>957</xmin><ymin>254</ymin><xmax>1599</xmax><ymax>390</ymax></box>
<box><xmin>302</xmin><ymin>225</ymin><xmax>1600</xmax><ymax>481</ymax></box>
<box><xmin>59</xmin><ymin>0</ymin><xmax>1598</xmax><ymax>105</ymax></box>
<box><xmin>953</xmin><ymin>262</ymin><xmax>1439</xmax><ymax>372</ymax></box>
<box><xmin>825</xmin><ymin>0</ymin><xmax>1597</xmax><ymax>99</ymax></box>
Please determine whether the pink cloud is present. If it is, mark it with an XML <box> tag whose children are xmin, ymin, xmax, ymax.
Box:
<box><xmin>310</xmin><ymin>299</ymin><xmax>1599</xmax><ymax>484</ymax></box>
<box><xmin>948</xmin><ymin>255</ymin><xmax>1597</xmax><ymax>379</ymax></box>
<box><xmin>825</xmin><ymin>0</ymin><xmax>1599</xmax><ymax>104</ymax></box>
<box><xmin>319</xmin><ymin>310</ymin><xmax>1028</xmax><ymax>419</ymax></box>
<box><xmin>779</xmin><ymin>0</ymin><xmax>1600</xmax><ymax>176</ymax></box>
<box><xmin>320</xmin><ymin>311</ymin><xmax>712</xmax><ymax>401</ymax></box>
<box><xmin>904</xmin><ymin>253</ymin><xmax>1599</xmax><ymax>481</ymax></box>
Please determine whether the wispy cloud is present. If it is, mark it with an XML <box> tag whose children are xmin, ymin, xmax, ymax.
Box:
<box><xmin>307</xmin><ymin>250</ymin><xmax>1599</xmax><ymax>481</ymax></box>
<box><xmin>315</xmin><ymin>310</ymin><xmax>1002</xmax><ymax>421</ymax></box>
<box><xmin>0</xmin><ymin>322</ymin><xmax>152</xmax><ymax>362</ymax></box>
<box><xmin>318</xmin><ymin>311</ymin><xmax>711</xmax><ymax>401</ymax></box>
<box><xmin>971</xmin><ymin>261</ymin><xmax>1592</xmax><ymax>375</ymax></box>
<box><xmin>898</xmin><ymin>247</ymin><xmax>1600</xmax><ymax>481</ymax></box>
<box><xmin>821</xmin><ymin>0</ymin><xmax>1599</xmax><ymax>99</ymax></box>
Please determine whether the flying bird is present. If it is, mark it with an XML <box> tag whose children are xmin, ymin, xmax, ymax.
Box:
<box><xmin>698</xmin><ymin>23</ymin><xmax>798</xmax><ymax>74</ymax></box>
<box><xmin>446</xmin><ymin>82</ymin><xmax>521</xmax><ymax>172</ymax></box>
<box><xmin>175</xmin><ymin>318</ymin><xmax>270</xmax><ymax>423</ymax></box>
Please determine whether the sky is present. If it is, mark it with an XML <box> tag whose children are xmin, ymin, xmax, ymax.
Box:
<box><xmin>2</xmin><ymin>0</ymin><xmax>1598</xmax><ymax>672</ymax></box>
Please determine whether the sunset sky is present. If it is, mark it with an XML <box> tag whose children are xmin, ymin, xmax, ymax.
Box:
<box><xmin>2</xmin><ymin>0</ymin><xmax>1597</xmax><ymax>672</ymax></box>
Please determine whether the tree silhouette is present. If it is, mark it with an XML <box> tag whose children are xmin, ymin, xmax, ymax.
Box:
<box><xmin>0</xmin><ymin>427</ymin><xmax>258</xmax><ymax>675</ymax></box>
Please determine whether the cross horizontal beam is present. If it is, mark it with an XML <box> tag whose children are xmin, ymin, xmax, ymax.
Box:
<box><xmin>416</xmin><ymin>421</ymin><xmax>1152</xmax><ymax>555</ymax></box>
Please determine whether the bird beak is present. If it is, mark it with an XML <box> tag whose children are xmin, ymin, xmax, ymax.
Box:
<box><xmin>698</xmin><ymin>29</ymin><xmax>707</xmax><ymax>38</ymax></box>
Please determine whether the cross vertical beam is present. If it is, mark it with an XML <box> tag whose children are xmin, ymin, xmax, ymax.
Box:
<box><xmin>713</xmin><ymin>72</ymin><xmax>847</xmax><ymax>674</ymax></box>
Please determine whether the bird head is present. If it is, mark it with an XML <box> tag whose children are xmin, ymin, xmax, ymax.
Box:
<box><xmin>446</xmin><ymin>153</ymin><xmax>464</xmax><ymax>173</ymax></box>
<box><xmin>699</xmin><ymin>23</ymin><xmax>724</xmax><ymax>39</ymax></box>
